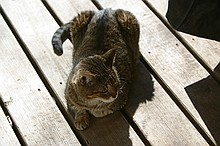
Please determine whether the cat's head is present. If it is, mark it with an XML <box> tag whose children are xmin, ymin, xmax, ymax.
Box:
<box><xmin>71</xmin><ymin>49</ymin><xmax>120</xmax><ymax>103</ymax></box>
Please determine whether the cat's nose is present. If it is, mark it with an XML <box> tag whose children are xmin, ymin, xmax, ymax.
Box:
<box><xmin>111</xmin><ymin>93</ymin><xmax>118</xmax><ymax>99</ymax></box>
<box><xmin>111</xmin><ymin>95</ymin><xmax>116</xmax><ymax>99</ymax></box>
<box><xmin>108</xmin><ymin>88</ymin><xmax>116</xmax><ymax>98</ymax></box>
<box><xmin>109</xmin><ymin>89</ymin><xmax>118</xmax><ymax>98</ymax></box>
<box><xmin>107</xmin><ymin>85</ymin><xmax>118</xmax><ymax>98</ymax></box>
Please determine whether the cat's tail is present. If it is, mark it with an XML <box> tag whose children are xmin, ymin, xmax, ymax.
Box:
<box><xmin>52</xmin><ymin>23</ymin><xmax>71</xmax><ymax>56</ymax></box>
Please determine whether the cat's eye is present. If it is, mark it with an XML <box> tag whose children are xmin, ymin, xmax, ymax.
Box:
<box><xmin>79</xmin><ymin>75</ymin><xmax>94</xmax><ymax>85</ymax></box>
<box><xmin>79</xmin><ymin>76</ymin><xmax>87</xmax><ymax>85</ymax></box>
<box><xmin>91</xmin><ymin>90</ymin><xmax>108</xmax><ymax>96</ymax></box>
<box><xmin>100</xmin><ymin>90</ymin><xmax>108</xmax><ymax>94</ymax></box>
<box><xmin>115</xmin><ymin>83</ymin><xmax>120</xmax><ymax>88</ymax></box>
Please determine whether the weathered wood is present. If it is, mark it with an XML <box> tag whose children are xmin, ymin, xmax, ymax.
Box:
<box><xmin>146</xmin><ymin>0</ymin><xmax>220</xmax><ymax>74</ymax></box>
<box><xmin>48</xmin><ymin>0</ymin><xmax>210</xmax><ymax>145</ymax></box>
<box><xmin>1</xmin><ymin>0</ymin><xmax>144</xmax><ymax>145</ymax></box>
<box><xmin>97</xmin><ymin>0</ymin><xmax>216</xmax><ymax>145</ymax></box>
<box><xmin>0</xmin><ymin>106</ymin><xmax>20</xmax><ymax>146</ymax></box>
<box><xmin>0</xmin><ymin>14</ymin><xmax>80</xmax><ymax>145</ymax></box>
<box><xmin>44</xmin><ymin>0</ymin><xmax>97</xmax><ymax>23</ymax></box>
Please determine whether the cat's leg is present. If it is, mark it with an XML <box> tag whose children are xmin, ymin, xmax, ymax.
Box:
<box><xmin>74</xmin><ymin>109</ymin><xmax>90</xmax><ymax>130</ymax></box>
<box><xmin>70</xmin><ymin>11</ymin><xmax>95</xmax><ymax>48</ymax></box>
<box><xmin>115</xmin><ymin>9</ymin><xmax>139</xmax><ymax>37</ymax></box>
<box><xmin>115</xmin><ymin>9</ymin><xmax>140</xmax><ymax>62</ymax></box>
<box><xmin>65</xmin><ymin>78</ymin><xmax>90</xmax><ymax>130</ymax></box>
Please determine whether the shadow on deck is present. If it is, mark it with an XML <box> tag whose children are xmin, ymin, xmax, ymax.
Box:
<box><xmin>185</xmin><ymin>63</ymin><xmax>220</xmax><ymax>145</ymax></box>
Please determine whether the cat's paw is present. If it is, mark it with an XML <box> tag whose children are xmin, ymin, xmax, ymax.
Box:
<box><xmin>91</xmin><ymin>109</ymin><xmax>114</xmax><ymax>117</ymax></box>
<box><xmin>71</xmin><ymin>11</ymin><xmax>95</xmax><ymax>34</ymax></box>
<box><xmin>74</xmin><ymin>110</ymin><xmax>89</xmax><ymax>130</ymax></box>
<box><xmin>74</xmin><ymin>116</ymin><xmax>89</xmax><ymax>130</ymax></box>
<box><xmin>115</xmin><ymin>9</ymin><xmax>139</xmax><ymax>34</ymax></box>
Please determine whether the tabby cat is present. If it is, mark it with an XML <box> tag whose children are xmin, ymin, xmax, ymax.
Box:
<box><xmin>52</xmin><ymin>8</ymin><xmax>140</xmax><ymax>130</ymax></box>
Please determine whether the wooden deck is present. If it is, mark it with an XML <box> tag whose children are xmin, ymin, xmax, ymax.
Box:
<box><xmin>0</xmin><ymin>0</ymin><xmax>220</xmax><ymax>145</ymax></box>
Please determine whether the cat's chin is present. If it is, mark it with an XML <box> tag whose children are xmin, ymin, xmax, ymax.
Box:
<box><xmin>97</xmin><ymin>91</ymin><xmax>119</xmax><ymax>103</ymax></box>
<box><xmin>97</xmin><ymin>96</ymin><xmax>116</xmax><ymax>103</ymax></box>
<box><xmin>88</xmin><ymin>91</ymin><xmax>119</xmax><ymax>103</ymax></box>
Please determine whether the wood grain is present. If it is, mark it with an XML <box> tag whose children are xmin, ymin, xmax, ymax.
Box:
<box><xmin>0</xmin><ymin>106</ymin><xmax>20</xmax><ymax>146</ymax></box>
<box><xmin>97</xmin><ymin>0</ymin><xmax>216</xmax><ymax>145</ymax></box>
<box><xmin>1</xmin><ymin>0</ymin><xmax>144</xmax><ymax>145</ymax></box>
<box><xmin>0</xmin><ymin>14</ymin><xmax>80</xmax><ymax>145</ymax></box>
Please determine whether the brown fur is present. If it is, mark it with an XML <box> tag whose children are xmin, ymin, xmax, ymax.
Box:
<box><xmin>64</xmin><ymin>9</ymin><xmax>140</xmax><ymax>130</ymax></box>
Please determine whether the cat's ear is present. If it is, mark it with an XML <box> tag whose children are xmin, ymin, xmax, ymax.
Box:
<box><xmin>102</xmin><ymin>49</ymin><xmax>116</xmax><ymax>67</ymax></box>
<box><xmin>79</xmin><ymin>71</ymin><xmax>95</xmax><ymax>85</ymax></box>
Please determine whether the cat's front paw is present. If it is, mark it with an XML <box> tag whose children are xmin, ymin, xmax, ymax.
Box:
<box><xmin>74</xmin><ymin>116</ymin><xmax>89</xmax><ymax>130</ymax></box>
<box><xmin>74</xmin><ymin>110</ymin><xmax>89</xmax><ymax>130</ymax></box>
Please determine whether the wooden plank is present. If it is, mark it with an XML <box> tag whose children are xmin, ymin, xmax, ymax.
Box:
<box><xmin>1</xmin><ymin>0</ymin><xmax>144</xmax><ymax>145</ymax></box>
<box><xmin>97</xmin><ymin>0</ymin><xmax>216</xmax><ymax>145</ymax></box>
<box><xmin>146</xmin><ymin>0</ymin><xmax>220</xmax><ymax>72</ymax></box>
<box><xmin>48</xmin><ymin>0</ymin><xmax>209</xmax><ymax>145</ymax></box>
<box><xmin>44</xmin><ymin>0</ymin><xmax>97</xmax><ymax>23</ymax></box>
<box><xmin>0</xmin><ymin>106</ymin><xmax>20</xmax><ymax>146</ymax></box>
<box><xmin>0</xmin><ymin>14</ymin><xmax>80</xmax><ymax>145</ymax></box>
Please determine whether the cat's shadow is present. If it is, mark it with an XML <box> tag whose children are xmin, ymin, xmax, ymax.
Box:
<box><xmin>79</xmin><ymin>61</ymin><xmax>154</xmax><ymax>146</ymax></box>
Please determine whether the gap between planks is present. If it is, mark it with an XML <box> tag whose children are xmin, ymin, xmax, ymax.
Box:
<box><xmin>0</xmin><ymin>105</ymin><xmax>20</xmax><ymax>145</ymax></box>
<box><xmin>1</xmin><ymin>6</ymin><xmax>28</xmax><ymax>145</ymax></box>
<box><xmin>0</xmin><ymin>5</ymin><xmax>87</xmax><ymax>146</ymax></box>
<box><xmin>0</xmin><ymin>94</ymin><xmax>26</xmax><ymax>145</ymax></box>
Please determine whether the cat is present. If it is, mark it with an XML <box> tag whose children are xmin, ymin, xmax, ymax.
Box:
<box><xmin>52</xmin><ymin>8</ymin><xmax>140</xmax><ymax>130</ymax></box>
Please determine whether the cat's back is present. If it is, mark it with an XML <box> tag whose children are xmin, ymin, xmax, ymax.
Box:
<box><xmin>89</xmin><ymin>8</ymin><xmax>122</xmax><ymax>50</ymax></box>
<box><xmin>72</xmin><ymin>8</ymin><xmax>125</xmax><ymax>59</ymax></box>
<box><xmin>71</xmin><ymin>8</ymin><xmax>140</xmax><ymax>71</ymax></box>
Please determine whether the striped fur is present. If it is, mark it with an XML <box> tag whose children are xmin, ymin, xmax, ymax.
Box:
<box><xmin>52</xmin><ymin>22</ymin><xmax>71</xmax><ymax>56</ymax></box>
<box><xmin>51</xmin><ymin>9</ymin><xmax>140</xmax><ymax>130</ymax></box>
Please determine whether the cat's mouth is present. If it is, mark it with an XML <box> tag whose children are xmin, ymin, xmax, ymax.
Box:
<box><xmin>88</xmin><ymin>91</ymin><xmax>118</xmax><ymax>103</ymax></box>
